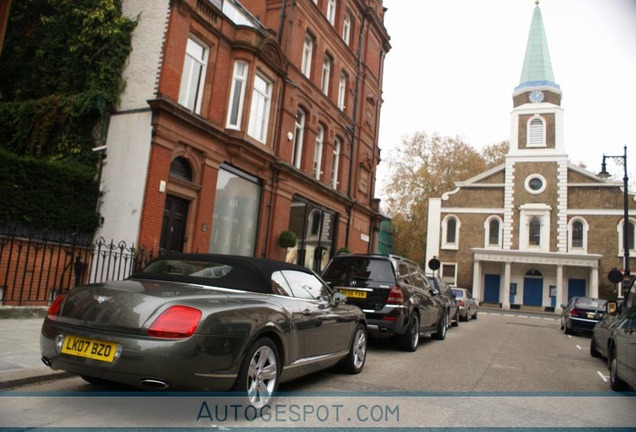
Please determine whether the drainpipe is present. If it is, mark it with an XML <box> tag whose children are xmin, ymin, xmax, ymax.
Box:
<box><xmin>263</xmin><ymin>0</ymin><xmax>291</xmax><ymax>258</ymax></box>
<box><xmin>345</xmin><ymin>8</ymin><xmax>369</xmax><ymax>249</ymax></box>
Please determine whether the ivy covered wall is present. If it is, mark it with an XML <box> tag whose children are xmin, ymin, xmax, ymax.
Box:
<box><xmin>0</xmin><ymin>0</ymin><xmax>137</xmax><ymax>231</ymax></box>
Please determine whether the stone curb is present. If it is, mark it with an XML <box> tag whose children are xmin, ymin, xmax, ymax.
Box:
<box><xmin>0</xmin><ymin>368</ymin><xmax>73</xmax><ymax>390</ymax></box>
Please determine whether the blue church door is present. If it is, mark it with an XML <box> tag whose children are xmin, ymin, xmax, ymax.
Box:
<box><xmin>567</xmin><ymin>279</ymin><xmax>586</xmax><ymax>300</ymax></box>
<box><xmin>523</xmin><ymin>277</ymin><xmax>543</xmax><ymax>306</ymax></box>
<box><xmin>483</xmin><ymin>274</ymin><xmax>501</xmax><ymax>304</ymax></box>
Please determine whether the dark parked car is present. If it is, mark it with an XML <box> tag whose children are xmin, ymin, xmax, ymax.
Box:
<box><xmin>41</xmin><ymin>254</ymin><xmax>367</xmax><ymax>407</ymax></box>
<box><xmin>427</xmin><ymin>275</ymin><xmax>459</xmax><ymax>328</ymax></box>
<box><xmin>321</xmin><ymin>254</ymin><xmax>447</xmax><ymax>352</ymax></box>
<box><xmin>451</xmin><ymin>287</ymin><xmax>479</xmax><ymax>321</ymax></box>
<box><xmin>590</xmin><ymin>300</ymin><xmax>622</xmax><ymax>360</ymax></box>
<box><xmin>605</xmin><ymin>277</ymin><xmax>636</xmax><ymax>392</ymax></box>
<box><xmin>560</xmin><ymin>296</ymin><xmax>607</xmax><ymax>335</ymax></box>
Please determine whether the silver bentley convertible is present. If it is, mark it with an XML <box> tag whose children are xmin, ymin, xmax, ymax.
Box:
<box><xmin>41</xmin><ymin>254</ymin><xmax>367</xmax><ymax>407</ymax></box>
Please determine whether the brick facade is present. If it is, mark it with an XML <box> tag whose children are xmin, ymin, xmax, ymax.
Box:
<box><xmin>96</xmin><ymin>0</ymin><xmax>390</xmax><ymax>273</ymax></box>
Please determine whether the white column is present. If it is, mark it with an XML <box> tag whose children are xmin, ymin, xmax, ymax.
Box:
<box><xmin>472</xmin><ymin>260</ymin><xmax>482</xmax><ymax>301</ymax></box>
<box><xmin>590</xmin><ymin>267</ymin><xmax>599</xmax><ymax>298</ymax></box>
<box><xmin>502</xmin><ymin>262</ymin><xmax>511</xmax><ymax>310</ymax></box>
<box><xmin>555</xmin><ymin>265</ymin><xmax>564</xmax><ymax>313</ymax></box>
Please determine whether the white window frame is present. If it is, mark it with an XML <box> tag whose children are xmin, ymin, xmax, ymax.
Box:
<box><xmin>301</xmin><ymin>34</ymin><xmax>314</xmax><ymax>78</ymax></box>
<box><xmin>326</xmin><ymin>0</ymin><xmax>336</xmax><ymax>25</ymax></box>
<box><xmin>342</xmin><ymin>13</ymin><xmax>351</xmax><ymax>45</ymax></box>
<box><xmin>321</xmin><ymin>55</ymin><xmax>332</xmax><ymax>95</ymax></box>
<box><xmin>484</xmin><ymin>216</ymin><xmax>503</xmax><ymax>249</ymax></box>
<box><xmin>226</xmin><ymin>61</ymin><xmax>248</xmax><ymax>129</ymax></box>
<box><xmin>337</xmin><ymin>72</ymin><xmax>347</xmax><ymax>110</ymax></box>
<box><xmin>617</xmin><ymin>217</ymin><xmax>636</xmax><ymax>257</ymax></box>
<box><xmin>247</xmin><ymin>72</ymin><xmax>272</xmax><ymax>143</ymax></box>
<box><xmin>519</xmin><ymin>203</ymin><xmax>551</xmax><ymax>251</ymax></box>
<box><xmin>568</xmin><ymin>217</ymin><xmax>588</xmax><ymax>253</ymax></box>
<box><xmin>292</xmin><ymin>109</ymin><xmax>305</xmax><ymax>169</ymax></box>
<box><xmin>331</xmin><ymin>137</ymin><xmax>341</xmax><ymax>189</ymax></box>
<box><xmin>441</xmin><ymin>215</ymin><xmax>460</xmax><ymax>250</ymax></box>
<box><xmin>527</xmin><ymin>115</ymin><xmax>546</xmax><ymax>147</ymax></box>
<box><xmin>313</xmin><ymin>125</ymin><xmax>324</xmax><ymax>180</ymax></box>
<box><xmin>179</xmin><ymin>36</ymin><xmax>208</xmax><ymax>113</ymax></box>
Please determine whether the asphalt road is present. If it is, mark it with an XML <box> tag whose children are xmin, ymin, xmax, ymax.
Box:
<box><xmin>2</xmin><ymin>310</ymin><xmax>634</xmax><ymax>429</ymax></box>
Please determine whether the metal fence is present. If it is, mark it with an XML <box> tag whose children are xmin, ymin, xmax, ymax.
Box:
<box><xmin>0</xmin><ymin>229</ymin><xmax>155</xmax><ymax>306</ymax></box>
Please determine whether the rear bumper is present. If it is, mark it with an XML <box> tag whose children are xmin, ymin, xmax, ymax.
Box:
<box><xmin>363</xmin><ymin>306</ymin><xmax>409</xmax><ymax>335</ymax></box>
<box><xmin>567</xmin><ymin>317</ymin><xmax>598</xmax><ymax>332</ymax></box>
<box><xmin>40</xmin><ymin>319</ymin><xmax>241</xmax><ymax>391</ymax></box>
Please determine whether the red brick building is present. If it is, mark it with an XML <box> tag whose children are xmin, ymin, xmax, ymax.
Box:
<box><xmin>95</xmin><ymin>0</ymin><xmax>390</xmax><ymax>273</ymax></box>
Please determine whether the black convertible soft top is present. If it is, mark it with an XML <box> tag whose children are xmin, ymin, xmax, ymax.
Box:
<box><xmin>131</xmin><ymin>253</ymin><xmax>316</xmax><ymax>294</ymax></box>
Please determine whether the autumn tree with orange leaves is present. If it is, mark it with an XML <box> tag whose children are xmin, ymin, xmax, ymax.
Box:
<box><xmin>381</xmin><ymin>132</ymin><xmax>508</xmax><ymax>267</ymax></box>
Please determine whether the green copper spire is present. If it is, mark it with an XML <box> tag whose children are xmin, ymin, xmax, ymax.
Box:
<box><xmin>515</xmin><ymin>1</ymin><xmax>560</xmax><ymax>91</ymax></box>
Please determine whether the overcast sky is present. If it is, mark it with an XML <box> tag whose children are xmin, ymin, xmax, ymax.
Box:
<box><xmin>376</xmin><ymin>0</ymin><xmax>636</xmax><ymax>196</ymax></box>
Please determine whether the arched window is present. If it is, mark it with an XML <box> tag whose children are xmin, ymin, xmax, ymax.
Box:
<box><xmin>447</xmin><ymin>218</ymin><xmax>456</xmax><ymax>243</ymax></box>
<box><xmin>572</xmin><ymin>221</ymin><xmax>583</xmax><ymax>248</ymax></box>
<box><xmin>442</xmin><ymin>215</ymin><xmax>460</xmax><ymax>250</ymax></box>
<box><xmin>170</xmin><ymin>157</ymin><xmax>193</xmax><ymax>182</ymax></box>
<box><xmin>618</xmin><ymin>218</ymin><xmax>636</xmax><ymax>255</ymax></box>
<box><xmin>527</xmin><ymin>116</ymin><xmax>545</xmax><ymax>147</ymax></box>
<box><xmin>568</xmin><ymin>217</ymin><xmax>588</xmax><ymax>252</ymax></box>
<box><xmin>483</xmin><ymin>216</ymin><xmax>502</xmax><ymax>248</ymax></box>
<box><xmin>529</xmin><ymin>217</ymin><xmax>541</xmax><ymax>246</ymax></box>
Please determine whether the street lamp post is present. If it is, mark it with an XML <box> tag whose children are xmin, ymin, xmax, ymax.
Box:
<box><xmin>599</xmin><ymin>145</ymin><xmax>631</xmax><ymax>294</ymax></box>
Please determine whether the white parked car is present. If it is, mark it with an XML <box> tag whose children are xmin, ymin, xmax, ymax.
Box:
<box><xmin>451</xmin><ymin>287</ymin><xmax>478</xmax><ymax>321</ymax></box>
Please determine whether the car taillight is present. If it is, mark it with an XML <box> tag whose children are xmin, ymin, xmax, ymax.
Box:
<box><xmin>569</xmin><ymin>308</ymin><xmax>585</xmax><ymax>317</ymax></box>
<box><xmin>47</xmin><ymin>294</ymin><xmax>65</xmax><ymax>320</ymax></box>
<box><xmin>457</xmin><ymin>299</ymin><xmax>465</xmax><ymax>307</ymax></box>
<box><xmin>148</xmin><ymin>305</ymin><xmax>202</xmax><ymax>338</ymax></box>
<box><xmin>387</xmin><ymin>285</ymin><xmax>404</xmax><ymax>305</ymax></box>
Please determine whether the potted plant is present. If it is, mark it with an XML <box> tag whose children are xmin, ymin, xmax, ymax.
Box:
<box><xmin>278</xmin><ymin>230</ymin><xmax>297</xmax><ymax>248</ymax></box>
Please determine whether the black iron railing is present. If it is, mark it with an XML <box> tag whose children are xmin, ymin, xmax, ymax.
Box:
<box><xmin>0</xmin><ymin>228</ymin><xmax>155</xmax><ymax>306</ymax></box>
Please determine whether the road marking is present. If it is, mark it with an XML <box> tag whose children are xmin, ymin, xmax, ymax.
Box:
<box><xmin>576</xmin><ymin>345</ymin><xmax>582</xmax><ymax>350</ymax></box>
<box><xmin>597</xmin><ymin>371</ymin><xmax>608</xmax><ymax>382</ymax></box>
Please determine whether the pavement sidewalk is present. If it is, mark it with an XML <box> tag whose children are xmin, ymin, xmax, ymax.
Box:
<box><xmin>0</xmin><ymin>308</ymin><xmax>71</xmax><ymax>389</ymax></box>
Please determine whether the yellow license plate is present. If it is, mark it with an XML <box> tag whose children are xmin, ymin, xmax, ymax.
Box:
<box><xmin>61</xmin><ymin>335</ymin><xmax>118</xmax><ymax>362</ymax></box>
<box><xmin>339</xmin><ymin>289</ymin><xmax>367</xmax><ymax>299</ymax></box>
<box><xmin>587</xmin><ymin>312</ymin><xmax>596</xmax><ymax>319</ymax></box>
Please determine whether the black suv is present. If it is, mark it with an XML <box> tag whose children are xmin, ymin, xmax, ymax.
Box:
<box><xmin>321</xmin><ymin>254</ymin><xmax>447</xmax><ymax>352</ymax></box>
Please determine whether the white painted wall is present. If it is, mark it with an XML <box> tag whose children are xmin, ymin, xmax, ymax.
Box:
<box><xmin>93</xmin><ymin>0</ymin><xmax>170</xmax><ymax>250</ymax></box>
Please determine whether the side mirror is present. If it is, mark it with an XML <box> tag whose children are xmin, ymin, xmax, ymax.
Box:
<box><xmin>607</xmin><ymin>301</ymin><xmax>618</xmax><ymax>316</ymax></box>
<box><xmin>560</xmin><ymin>304</ymin><xmax>566</xmax><ymax>309</ymax></box>
<box><xmin>332</xmin><ymin>292</ymin><xmax>347</xmax><ymax>304</ymax></box>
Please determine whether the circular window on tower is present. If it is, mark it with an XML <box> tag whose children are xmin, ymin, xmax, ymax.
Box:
<box><xmin>525</xmin><ymin>174</ymin><xmax>546</xmax><ymax>195</ymax></box>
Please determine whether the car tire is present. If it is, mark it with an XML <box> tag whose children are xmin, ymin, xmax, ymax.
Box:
<box><xmin>451</xmin><ymin>310</ymin><xmax>459</xmax><ymax>327</ymax></box>
<box><xmin>590</xmin><ymin>337</ymin><xmax>601</xmax><ymax>358</ymax></box>
<box><xmin>472</xmin><ymin>310</ymin><xmax>478</xmax><ymax>320</ymax></box>
<box><xmin>233</xmin><ymin>337</ymin><xmax>280</xmax><ymax>409</ymax></box>
<box><xmin>339</xmin><ymin>323</ymin><xmax>367</xmax><ymax>373</ymax></box>
<box><xmin>397</xmin><ymin>314</ymin><xmax>420</xmax><ymax>352</ymax></box>
<box><xmin>609</xmin><ymin>346</ymin><xmax>629</xmax><ymax>392</ymax></box>
<box><xmin>432</xmin><ymin>310</ymin><xmax>447</xmax><ymax>340</ymax></box>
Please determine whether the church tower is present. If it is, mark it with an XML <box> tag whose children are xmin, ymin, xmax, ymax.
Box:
<box><xmin>503</xmin><ymin>0</ymin><xmax>569</xmax><ymax>255</ymax></box>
